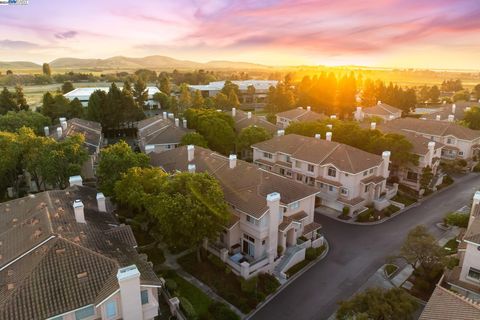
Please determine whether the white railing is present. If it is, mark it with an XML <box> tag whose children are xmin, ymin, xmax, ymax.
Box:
<box><xmin>249</xmin><ymin>256</ymin><xmax>270</xmax><ymax>274</ymax></box>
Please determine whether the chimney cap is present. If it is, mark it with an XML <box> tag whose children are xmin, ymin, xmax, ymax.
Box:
<box><xmin>382</xmin><ymin>151</ymin><xmax>391</xmax><ymax>157</ymax></box>
<box><xmin>187</xmin><ymin>145</ymin><xmax>195</xmax><ymax>151</ymax></box>
<box><xmin>187</xmin><ymin>164</ymin><xmax>196</xmax><ymax>172</ymax></box>
<box><xmin>69</xmin><ymin>175</ymin><xmax>82</xmax><ymax>185</ymax></box>
<box><xmin>117</xmin><ymin>265</ymin><xmax>140</xmax><ymax>281</ymax></box>
<box><xmin>229</xmin><ymin>154</ymin><xmax>237</xmax><ymax>160</ymax></box>
<box><xmin>266</xmin><ymin>192</ymin><xmax>281</xmax><ymax>202</ymax></box>
<box><xmin>96</xmin><ymin>192</ymin><xmax>105</xmax><ymax>200</ymax></box>
<box><xmin>73</xmin><ymin>199</ymin><xmax>84</xmax><ymax>208</ymax></box>
<box><xmin>428</xmin><ymin>141</ymin><xmax>435</xmax><ymax>148</ymax></box>
<box><xmin>474</xmin><ymin>191</ymin><xmax>480</xmax><ymax>201</ymax></box>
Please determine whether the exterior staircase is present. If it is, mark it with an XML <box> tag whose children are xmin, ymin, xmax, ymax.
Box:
<box><xmin>273</xmin><ymin>245</ymin><xmax>303</xmax><ymax>283</ymax></box>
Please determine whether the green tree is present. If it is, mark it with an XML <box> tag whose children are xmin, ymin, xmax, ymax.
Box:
<box><xmin>221</xmin><ymin>80</ymin><xmax>240</xmax><ymax>96</ymax></box>
<box><xmin>191</xmin><ymin>90</ymin><xmax>205</xmax><ymax>109</ymax></box>
<box><xmin>215</xmin><ymin>92</ymin><xmax>229</xmax><ymax>111</ymax></box>
<box><xmin>474</xmin><ymin>84</ymin><xmax>480</xmax><ymax>100</ymax></box>
<box><xmin>133</xmin><ymin>79</ymin><xmax>148</xmax><ymax>108</ymax></box>
<box><xmin>0</xmin><ymin>131</ymin><xmax>22</xmax><ymax>196</ymax></box>
<box><xmin>337</xmin><ymin>287</ymin><xmax>417</xmax><ymax>320</ymax></box>
<box><xmin>429</xmin><ymin>85</ymin><xmax>440</xmax><ymax>103</ymax></box>
<box><xmin>0</xmin><ymin>111</ymin><xmax>50</xmax><ymax>135</ymax></box>
<box><xmin>158</xmin><ymin>75</ymin><xmax>171</xmax><ymax>95</ymax></box>
<box><xmin>336</xmin><ymin>73</ymin><xmax>357</xmax><ymax>119</ymax></box>
<box><xmin>180</xmin><ymin>132</ymin><xmax>208</xmax><ymax>148</ymax></box>
<box><xmin>228</xmin><ymin>90</ymin><xmax>240</xmax><ymax>109</ymax></box>
<box><xmin>198</xmin><ymin>117</ymin><xmax>235</xmax><ymax>155</ymax></box>
<box><xmin>246</xmin><ymin>84</ymin><xmax>256</xmax><ymax>103</ymax></box>
<box><xmin>0</xmin><ymin>87</ymin><xmax>18</xmax><ymax>114</ymax></box>
<box><xmin>178</xmin><ymin>83</ymin><xmax>192</xmax><ymax>112</ymax></box>
<box><xmin>463</xmin><ymin>107</ymin><xmax>480</xmax><ymax>130</ymax></box>
<box><xmin>453</xmin><ymin>90</ymin><xmax>470</xmax><ymax>102</ymax></box>
<box><xmin>145</xmin><ymin>171</ymin><xmax>229</xmax><ymax>261</ymax></box>
<box><xmin>14</xmin><ymin>85</ymin><xmax>28</xmax><ymax>111</ymax></box>
<box><xmin>361</xmin><ymin>79</ymin><xmax>377</xmax><ymax>107</ymax></box>
<box><xmin>61</xmin><ymin>81</ymin><xmax>75</xmax><ymax>94</ymax></box>
<box><xmin>97</xmin><ymin>140</ymin><xmax>150</xmax><ymax>195</ymax></box>
<box><xmin>419</xmin><ymin>166</ymin><xmax>433</xmax><ymax>190</ymax></box>
<box><xmin>237</xmin><ymin>126</ymin><xmax>272</xmax><ymax>159</ymax></box>
<box><xmin>69</xmin><ymin>98</ymin><xmax>84</xmax><ymax>118</ymax></box>
<box><xmin>152</xmin><ymin>91</ymin><xmax>173</xmax><ymax>110</ymax></box>
<box><xmin>42</xmin><ymin>63</ymin><xmax>51</xmax><ymax>77</ymax></box>
<box><xmin>87</xmin><ymin>89</ymin><xmax>107</xmax><ymax>124</ymax></box>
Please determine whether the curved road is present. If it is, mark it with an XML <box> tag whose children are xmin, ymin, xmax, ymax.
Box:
<box><xmin>250</xmin><ymin>173</ymin><xmax>480</xmax><ymax>320</ymax></box>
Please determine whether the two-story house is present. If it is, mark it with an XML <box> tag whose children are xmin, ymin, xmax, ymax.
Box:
<box><xmin>276</xmin><ymin>107</ymin><xmax>327</xmax><ymax>129</ymax></box>
<box><xmin>354</xmin><ymin>101</ymin><xmax>402</xmax><ymax>122</ymax></box>
<box><xmin>420</xmin><ymin>191</ymin><xmax>480</xmax><ymax>319</ymax></box>
<box><xmin>420</xmin><ymin>102</ymin><xmax>479</xmax><ymax>122</ymax></box>
<box><xmin>136</xmin><ymin>113</ymin><xmax>190</xmax><ymax>154</ymax></box>
<box><xmin>149</xmin><ymin>145</ymin><xmax>323</xmax><ymax>279</ymax></box>
<box><xmin>380</xmin><ymin>118</ymin><xmax>480</xmax><ymax>160</ymax></box>
<box><xmin>0</xmin><ymin>181</ymin><xmax>161</xmax><ymax>320</ymax></box>
<box><xmin>252</xmin><ymin>133</ymin><xmax>396</xmax><ymax>215</ymax></box>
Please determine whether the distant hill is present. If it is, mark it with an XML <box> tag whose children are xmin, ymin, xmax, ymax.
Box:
<box><xmin>47</xmin><ymin>55</ymin><xmax>271</xmax><ymax>70</ymax></box>
<box><xmin>0</xmin><ymin>61</ymin><xmax>41</xmax><ymax>69</ymax></box>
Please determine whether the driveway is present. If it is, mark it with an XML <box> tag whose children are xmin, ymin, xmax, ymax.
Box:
<box><xmin>250</xmin><ymin>173</ymin><xmax>480</xmax><ymax>320</ymax></box>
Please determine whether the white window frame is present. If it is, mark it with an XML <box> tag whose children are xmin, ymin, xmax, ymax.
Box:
<box><xmin>105</xmin><ymin>300</ymin><xmax>117</xmax><ymax>319</ymax></box>
<box><xmin>327</xmin><ymin>167</ymin><xmax>336</xmax><ymax>178</ymax></box>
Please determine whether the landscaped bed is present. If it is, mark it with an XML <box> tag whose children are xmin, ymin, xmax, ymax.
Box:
<box><xmin>285</xmin><ymin>245</ymin><xmax>326</xmax><ymax>278</ymax></box>
<box><xmin>177</xmin><ymin>249</ymin><xmax>280</xmax><ymax>313</ymax></box>
<box><xmin>443</xmin><ymin>238</ymin><xmax>459</xmax><ymax>254</ymax></box>
<box><xmin>391</xmin><ymin>193</ymin><xmax>417</xmax><ymax>207</ymax></box>
<box><xmin>355</xmin><ymin>205</ymin><xmax>401</xmax><ymax>222</ymax></box>
<box><xmin>384</xmin><ymin>264</ymin><xmax>398</xmax><ymax>278</ymax></box>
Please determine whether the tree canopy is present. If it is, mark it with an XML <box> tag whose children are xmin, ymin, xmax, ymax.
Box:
<box><xmin>237</xmin><ymin>126</ymin><xmax>272</xmax><ymax>158</ymax></box>
<box><xmin>96</xmin><ymin>140</ymin><xmax>150</xmax><ymax>195</ymax></box>
<box><xmin>463</xmin><ymin>107</ymin><xmax>480</xmax><ymax>130</ymax></box>
<box><xmin>337</xmin><ymin>287</ymin><xmax>417</xmax><ymax>320</ymax></box>
<box><xmin>40</xmin><ymin>92</ymin><xmax>84</xmax><ymax>121</ymax></box>
<box><xmin>0</xmin><ymin>111</ymin><xmax>51</xmax><ymax>135</ymax></box>
<box><xmin>180</xmin><ymin>132</ymin><xmax>209</xmax><ymax>148</ymax></box>
<box><xmin>61</xmin><ymin>81</ymin><xmax>75</xmax><ymax>94</ymax></box>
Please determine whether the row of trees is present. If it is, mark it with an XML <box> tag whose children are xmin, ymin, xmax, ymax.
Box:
<box><xmin>0</xmin><ymin>127</ymin><xmax>88</xmax><ymax>196</ymax></box>
<box><xmin>285</xmin><ymin>120</ymin><xmax>418</xmax><ymax>166</ymax></box>
<box><xmin>362</xmin><ymin>79</ymin><xmax>417</xmax><ymax>114</ymax></box>
<box><xmin>0</xmin><ymin>86</ymin><xmax>29</xmax><ymax>114</ymax></box>
<box><xmin>40</xmin><ymin>92</ymin><xmax>84</xmax><ymax>121</ymax></box>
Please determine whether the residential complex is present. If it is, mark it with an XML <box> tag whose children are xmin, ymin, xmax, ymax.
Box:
<box><xmin>0</xmin><ymin>183</ymin><xmax>161</xmax><ymax>320</ymax></box>
<box><xmin>252</xmin><ymin>133</ymin><xmax>396</xmax><ymax>214</ymax></box>
<box><xmin>136</xmin><ymin>113</ymin><xmax>189</xmax><ymax>154</ymax></box>
<box><xmin>354</xmin><ymin>101</ymin><xmax>402</xmax><ymax>122</ymax></box>
<box><xmin>276</xmin><ymin>106</ymin><xmax>327</xmax><ymax>129</ymax></box>
<box><xmin>379</xmin><ymin>117</ymin><xmax>480</xmax><ymax>160</ymax></box>
<box><xmin>188</xmin><ymin>80</ymin><xmax>278</xmax><ymax>103</ymax></box>
<box><xmin>231</xmin><ymin>108</ymin><xmax>277</xmax><ymax>135</ymax></box>
<box><xmin>64</xmin><ymin>87</ymin><xmax>161</xmax><ymax>108</ymax></box>
<box><xmin>420</xmin><ymin>191</ymin><xmax>480</xmax><ymax>320</ymax></box>
<box><xmin>418</xmin><ymin>102</ymin><xmax>479</xmax><ymax>121</ymax></box>
<box><xmin>150</xmin><ymin>145</ymin><xmax>324</xmax><ymax>279</ymax></box>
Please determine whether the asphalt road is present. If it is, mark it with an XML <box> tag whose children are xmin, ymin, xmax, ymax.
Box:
<box><xmin>250</xmin><ymin>173</ymin><xmax>480</xmax><ymax>320</ymax></box>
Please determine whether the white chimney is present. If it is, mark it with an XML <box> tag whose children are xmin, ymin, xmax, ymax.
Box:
<box><xmin>187</xmin><ymin>145</ymin><xmax>195</xmax><ymax>162</ymax></box>
<box><xmin>69</xmin><ymin>175</ymin><xmax>82</xmax><ymax>187</ymax></box>
<box><xmin>326</xmin><ymin>124</ymin><xmax>333</xmax><ymax>130</ymax></box>
<box><xmin>427</xmin><ymin>141</ymin><xmax>435</xmax><ymax>166</ymax></box>
<box><xmin>277</xmin><ymin>129</ymin><xmax>285</xmax><ymax>137</ymax></box>
<box><xmin>229</xmin><ymin>154</ymin><xmax>237</xmax><ymax>169</ymax></box>
<box><xmin>188</xmin><ymin>164</ymin><xmax>196</xmax><ymax>173</ymax></box>
<box><xmin>96</xmin><ymin>192</ymin><xmax>106</xmax><ymax>212</ymax></box>
<box><xmin>307</xmin><ymin>106</ymin><xmax>311</xmax><ymax>111</ymax></box>
<box><xmin>377</xmin><ymin>100</ymin><xmax>382</xmax><ymax>105</ymax></box>
<box><xmin>266</xmin><ymin>192</ymin><xmax>281</xmax><ymax>261</ymax></box>
<box><xmin>436</xmin><ymin>115</ymin><xmax>441</xmax><ymax>121</ymax></box>
<box><xmin>117</xmin><ymin>265</ymin><xmax>143</xmax><ymax>320</ymax></box>
<box><xmin>247</xmin><ymin>112</ymin><xmax>252</xmax><ymax>119</ymax></box>
<box><xmin>330</xmin><ymin>115</ymin><xmax>337</xmax><ymax>120</ymax></box>
<box><xmin>145</xmin><ymin>145</ymin><xmax>155</xmax><ymax>154</ymax></box>
<box><xmin>354</xmin><ymin>106</ymin><xmax>363</xmax><ymax>121</ymax></box>
<box><xmin>162</xmin><ymin>111</ymin><xmax>167</xmax><ymax>119</ymax></box>
<box><xmin>59</xmin><ymin>117</ymin><xmax>66</xmax><ymax>123</ymax></box>
<box><xmin>61</xmin><ymin>120</ymin><xmax>67</xmax><ymax>131</ymax></box>
<box><xmin>428</xmin><ymin>141</ymin><xmax>435</xmax><ymax>150</ymax></box>
<box><xmin>232</xmin><ymin>107</ymin><xmax>236</xmax><ymax>117</ymax></box>
<box><xmin>168</xmin><ymin>113</ymin><xmax>174</xmax><ymax>119</ymax></box>
<box><xmin>382</xmin><ymin>151</ymin><xmax>391</xmax><ymax>178</ymax></box>
<box><xmin>56</xmin><ymin>127</ymin><xmax>63</xmax><ymax>138</ymax></box>
<box><xmin>448</xmin><ymin>114</ymin><xmax>454</xmax><ymax>122</ymax></box>
<box><xmin>174</xmin><ymin>118</ymin><xmax>179</xmax><ymax>127</ymax></box>
<box><xmin>370</xmin><ymin>122</ymin><xmax>377</xmax><ymax>130</ymax></box>
<box><xmin>44</xmin><ymin>126</ymin><xmax>50</xmax><ymax>136</ymax></box>
<box><xmin>183</xmin><ymin>119</ymin><xmax>188</xmax><ymax>128</ymax></box>
<box><xmin>452</xmin><ymin>104</ymin><xmax>456</xmax><ymax>113</ymax></box>
<box><xmin>314</xmin><ymin>133</ymin><xmax>321</xmax><ymax>139</ymax></box>
<box><xmin>73</xmin><ymin>200</ymin><xmax>85</xmax><ymax>224</ymax></box>
<box><xmin>326</xmin><ymin>132</ymin><xmax>332</xmax><ymax>141</ymax></box>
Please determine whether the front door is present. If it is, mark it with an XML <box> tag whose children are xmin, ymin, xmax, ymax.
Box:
<box><xmin>243</xmin><ymin>240</ymin><xmax>255</xmax><ymax>257</ymax></box>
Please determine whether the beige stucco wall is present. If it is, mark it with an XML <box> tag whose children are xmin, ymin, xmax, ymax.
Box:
<box><xmin>460</xmin><ymin>242</ymin><xmax>480</xmax><ymax>286</ymax></box>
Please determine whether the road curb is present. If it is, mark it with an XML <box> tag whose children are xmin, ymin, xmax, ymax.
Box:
<box><xmin>245</xmin><ymin>239</ymin><xmax>330</xmax><ymax>320</ymax></box>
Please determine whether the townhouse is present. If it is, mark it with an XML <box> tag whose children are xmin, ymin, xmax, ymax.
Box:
<box><xmin>136</xmin><ymin>112</ymin><xmax>190</xmax><ymax>154</ymax></box>
<box><xmin>150</xmin><ymin>145</ymin><xmax>323</xmax><ymax>279</ymax></box>
<box><xmin>252</xmin><ymin>133</ymin><xmax>396</xmax><ymax>214</ymax></box>
<box><xmin>276</xmin><ymin>106</ymin><xmax>327</xmax><ymax>129</ymax></box>
<box><xmin>0</xmin><ymin>181</ymin><xmax>161</xmax><ymax>320</ymax></box>
<box><xmin>419</xmin><ymin>101</ymin><xmax>479</xmax><ymax>121</ymax></box>
<box><xmin>354</xmin><ymin>101</ymin><xmax>402</xmax><ymax>122</ymax></box>
<box><xmin>380</xmin><ymin>118</ymin><xmax>480</xmax><ymax>160</ymax></box>
<box><xmin>47</xmin><ymin>117</ymin><xmax>103</xmax><ymax>181</ymax></box>
<box><xmin>64</xmin><ymin>87</ymin><xmax>161</xmax><ymax>108</ymax></box>
<box><xmin>420</xmin><ymin>191</ymin><xmax>480</xmax><ymax>319</ymax></box>
<box><xmin>188</xmin><ymin>80</ymin><xmax>278</xmax><ymax>103</ymax></box>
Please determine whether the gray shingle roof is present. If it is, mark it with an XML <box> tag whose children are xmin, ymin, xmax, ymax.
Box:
<box><xmin>50</xmin><ymin>118</ymin><xmax>102</xmax><ymax>154</ymax></box>
<box><xmin>420</xmin><ymin>285</ymin><xmax>480</xmax><ymax>320</ymax></box>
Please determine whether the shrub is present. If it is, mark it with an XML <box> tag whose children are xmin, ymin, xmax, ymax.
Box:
<box><xmin>342</xmin><ymin>206</ymin><xmax>350</xmax><ymax>215</ymax></box>
<box><xmin>277</xmin><ymin>245</ymin><xmax>284</xmax><ymax>256</ymax></box>
<box><xmin>179</xmin><ymin>297</ymin><xmax>197</xmax><ymax>320</ymax></box>
<box><xmin>240</xmin><ymin>277</ymin><xmax>258</xmax><ymax>294</ymax></box>
<box><xmin>208</xmin><ymin>302</ymin><xmax>240</xmax><ymax>320</ymax></box>
<box><xmin>444</xmin><ymin>175</ymin><xmax>454</xmax><ymax>185</ymax></box>
<box><xmin>474</xmin><ymin>163</ymin><xmax>480</xmax><ymax>172</ymax></box>
<box><xmin>165</xmin><ymin>279</ymin><xmax>178</xmax><ymax>292</ymax></box>
<box><xmin>356</xmin><ymin>208</ymin><xmax>374</xmax><ymax>222</ymax></box>
<box><xmin>306</xmin><ymin>247</ymin><xmax>319</xmax><ymax>261</ymax></box>
<box><xmin>259</xmin><ymin>273</ymin><xmax>280</xmax><ymax>294</ymax></box>
<box><xmin>457</xmin><ymin>159</ymin><xmax>468</xmax><ymax>167</ymax></box>
<box><xmin>208</xmin><ymin>254</ymin><xmax>225</xmax><ymax>270</ymax></box>
<box><xmin>445</xmin><ymin>212</ymin><xmax>469</xmax><ymax>228</ymax></box>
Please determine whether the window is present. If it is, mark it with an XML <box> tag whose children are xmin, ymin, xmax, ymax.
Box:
<box><xmin>106</xmin><ymin>301</ymin><xmax>117</xmax><ymax>318</ymax></box>
<box><xmin>295</xmin><ymin>160</ymin><xmax>302</xmax><ymax>168</ymax></box>
<box><xmin>459</xmin><ymin>151</ymin><xmax>464</xmax><ymax>156</ymax></box>
<box><xmin>262</xmin><ymin>239</ymin><xmax>266</xmax><ymax>245</ymax></box>
<box><xmin>327</xmin><ymin>167</ymin><xmax>336</xmax><ymax>177</ymax></box>
<box><xmin>340</xmin><ymin>188</ymin><xmax>348</xmax><ymax>196</ymax></box>
<box><xmin>328</xmin><ymin>186</ymin><xmax>334</xmax><ymax>192</ymax></box>
<box><xmin>468</xmin><ymin>267</ymin><xmax>480</xmax><ymax>281</ymax></box>
<box><xmin>286</xmin><ymin>156</ymin><xmax>291</xmax><ymax>163</ymax></box>
<box><xmin>364</xmin><ymin>185</ymin><xmax>369</xmax><ymax>193</ymax></box>
<box><xmin>75</xmin><ymin>305</ymin><xmax>95</xmax><ymax>320</ymax></box>
<box><xmin>141</xmin><ymin>289</ymin><xmax>149</xmax><ymax>305</ymax></box>
<box><xmin>244</xmin><ymin>234</ymin><xmax>255</xmax><ymax>243</ymax></box>
<box><xmin>280</xmin><ymin>168</ymin><xmax>285</xmax><ymax>175</ymax></box>
<box><xmin>290</xmin><ymin>201</ymin><xmax>300</xmax><ymax>210</ymax></box>
<box><xmin>363</xmin><ymin>171</ymin><xmax>368</xmax><ymax>176</ymax></box>
<box><xmin>406</xmin><ymin>171</ymin><xmax>418</xmax><ymax>181</ymax></box>
<box><xmin>296</xmin><ymin>174</ymin><xmax>303</xmax><ymax>182</ymax></box>
<box><xmin>263</xmin><ymin>152</ymin><xmax>272</xmax><ymax>159</ymax></box>
<box><xmin>286</xmin><ymin>171</ymin><xmax>292</xmax><ymax>177</ymax></box>
<box><xmin>319</xmin><ymin>182</ymin><xmax>324</xmax><ymax>188</ymax></box>
<box><xmin>246</xmin><ymin>215</ymin><xmax>259</xmax><ymax>225</ymax></box>
<box><xmin>369</xmin><ymin>168</ymin><xmax>374</xmax><ymax>174</ymax></box>
<box><xmin>307</xmin><ymin>164</ymin><xmax>314</xmax><ymax>172</ymax></box>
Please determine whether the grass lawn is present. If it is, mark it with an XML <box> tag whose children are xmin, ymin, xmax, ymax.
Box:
<box><xmin>285</xmin><ymin>260</ymin><xmax>309</xmax><ymax>278</ymax></box>
<box><xmin>443</xmin><ymin>238</ymin><xmax>459</xmax><ymax>254</ymax></box>
<box><xmin>384</xmin><ymin>264</ymin><xmax>399</xmax><ymax>277</ymax></box>
<box><xmin>391</xmin><ymin>193</ymin><xmax>417</xmax><ymax>206</ymax></box>
<box><xmin>177</xmin><ymin>250</ymin><xmax>280</xmax><ymax>313</ymax></box>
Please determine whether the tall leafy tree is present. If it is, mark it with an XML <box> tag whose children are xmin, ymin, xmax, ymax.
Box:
<box><xmin>227</xmin><ymin>91</ymin><xmax>240</xmax><ymax>109</ymax></box>
<box><xmin>0</xmin><ymin>131</ymin><xmax>22</xmax><ymax>196</ymax></box>
<box><xmin>87</xmin><ymin>89</ymin><xmax>108</xmax><ymax>124</ymax></box>
<box><xmin>178</xmin><ymin>83</ymin><xmax>192</xmax><ymax>112</ymax></box>
<box><xmin>61</xmin><ymin>81</ymin><xmax>75</xmax><ymax>94</ymax></box>
<box><xmin>158</xmin><ymin>75</ymin><xmax>171</xmax><ymax>95</ymax></box>
<box><xmin>191</xmin><ymin>90</ymin><xmax>205</xmax><ymax>109</ymax></box>
<box><xmin>0</xmin><ymin>111</ymin><xmax>50</xmax><ymax>135</ymax></box>
<box><xmin>42</xmin><ymin>63</ymin><xmax>52</xmax><ymax>77</ymax></box>
<box><xmin>420</xmin><ymin>166</ymin><xmax>434</xmax><ymax>190</ymax></box>
<box><xmin>463</xmin><ymin>107</ymin><xmax>480</xmax><ymax>130</ymax></box>
<box><xmin>215</xmin><ymin>92</ymin><xmax>229</xmax><ymax>111</ymax></box>
<box><xmin>0</xmin><ymin>87</ymin><xmax>17</xmax><ymax>114</ymax></box>
<box><xmin>14</xmin><ymin>85</ymin><xmax>28</xmax><ymax>111</ymax></box>
<box><xmin>237</xmin><ymin>126</ymin><xmax>272</xmax><ymax>160</ymax></box>
<box><xmin>180</xmin><ymin>132</ymin><xmax>208</xmax><ymax>148</ymax></box>
<box><xmin>133</xmin><ymin>79</ymin><xmax>148</xmax><ymax>108</ymax></box>
<box><xmin>96</xmin><ymin>140</ymin><xmax>150</xmax><ymax>195</ymax></box>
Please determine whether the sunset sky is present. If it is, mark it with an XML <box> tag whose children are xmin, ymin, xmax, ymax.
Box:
<box><xmin>1</xmin><ymin>0</ymin><xmax>479</xmax><ymax>69</ymax></box>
